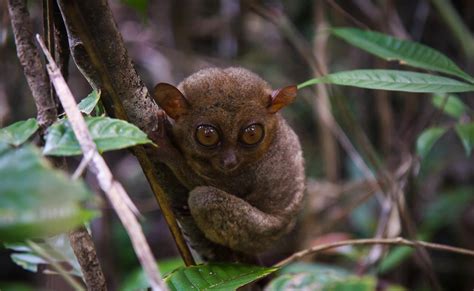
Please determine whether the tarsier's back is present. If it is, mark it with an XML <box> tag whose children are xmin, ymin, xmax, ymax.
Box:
<box><xmin>152</xmin><ymin>67</ymin><xmax>305</xmax><ymax>260</ymax></box>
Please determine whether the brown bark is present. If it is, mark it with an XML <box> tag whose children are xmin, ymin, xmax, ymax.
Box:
<box><xmin>8</xmin><ymin>0</ymin><xmax>57</xmax><ymax>130</ymax></box>
<box><xmin>56</xmin><ymin>0</ymin><xmax>197</xmax><ymax>265</ymax></box>
<box><xmin>69</xmin><ymin>226</ymin><xmax>107</xmax><ymax>291</ymax></box>
<box><xmin>9</xmin><ymin>1</ymin><xmax>107</xmax><ymax>289</ymax></box>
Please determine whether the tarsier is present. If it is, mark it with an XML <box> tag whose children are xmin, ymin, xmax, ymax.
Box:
<box><xmin>151</xmin><ymin>67</ymin><xmax>304</xmax><ymax>261</ymax></box>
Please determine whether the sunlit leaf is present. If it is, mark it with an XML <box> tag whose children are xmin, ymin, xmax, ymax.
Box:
<box><xmin>164</xmin><ymin>263</ymin><xmax>277</xmax><ymax>291</ymax></box>
<box><xmin>431</xmin><ymin>94</ymin><xmax>467</xmax><ymax>119</ymax></box>
<box><xmin>416</xmin><ymin>127</ymin><xmax>448</xmax><ymax>158</ymax></box>
<box><xmin>78</xmin><ymin>90</ymin><xmax>101</xmax><ymax>115</ymax></box>
<box><xmin>0</xmin><ymin>118</ymin><xmax>38</xmax><ymax>146</ymax></box>
<box><xmin>10</xmin><ymin>253</ymin><xmax>47</xmax><ymax>272</ymax></box>
<box><xmin>298</xmin><ymin>70</ymin><xmax>474</xmax><ymax>93</ymax></box>
<box><xmin>0</xmin><ymin>145</ymin><xmax>96</xmax><ymax>242</ymax></box>
<box><xmin>455</xmin><ymin>123</ymin><xmax>474</xmax><ymax>156</ymax></box>
<box><xmin>332</xmin><ymin>28</ymin><xmax>474</xmax><ymax>83</ymax></box>
<box><xmin>43</xmin><ymin>116</ymin><xmax>153</xmax><ymax>156</ymax></box>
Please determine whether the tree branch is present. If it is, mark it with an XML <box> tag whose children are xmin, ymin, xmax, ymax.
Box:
<box><xmin>69</xmin><ymin>226</ymin><xmax>107</xmax><ymax>291</ymax></box>
<box><xmin>7</xmin><ymin>0</ymin><xmax>57</xmax><ymax>130</ymax></box>
<box><xmin>37</xmin><ymin>35</ymin><xmax>167</xmax><ymax>291</ymax></box>
<box><xmin>8</xmin><ymin>1</ymin><xmax>107</xmax><ymax>290</ymax></box>
<box><xmin>275</xmin><ymin>237</ymin><xmax>474</xmax><ymax>268</ymax></box>
<box><xmin>56</xmin><ymin>0</ymin><xmax>196</xmax><ymax>265</ymax></box>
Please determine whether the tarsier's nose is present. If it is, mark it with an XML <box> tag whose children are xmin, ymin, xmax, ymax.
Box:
<box><xmin>220</xmin><ymin>150</ymin><xmax>239</xmax><ymax>171</ymax></box>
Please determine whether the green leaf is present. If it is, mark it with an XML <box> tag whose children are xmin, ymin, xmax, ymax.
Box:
<box><xmin>6</xmin><ymin>234</ymin><xmax>83</xmax><ymax>276</ymax></box>
<box><xmin>322</xmin><ymin>276</ymin><xmax>377</xmax><ymax>291</ymax></box>
<box><xmin>422</xmin><ymin>187</ymin><xmax>474</xmax><ymax>235</ymax></box>
<box><xmin>43</xmin><ymin>116</ymin><xmax>153</xmax><ymax>156</ymax></box>
<box><xmin>331</xmin><ymin>28</ymin><xmax>474</xmax><ymax>83</ymax></box>
<box><xmin>266</xmin><ymin>263</ymin><xmax>349</xmax><ymax>291</ymax></box>
<box><xmin>120</xmin><ymin>258</ymin><xmax>184</xmax><ymax>291</ymax></box>
<box><xmin>0</xmin><ymin>118</ymin><xmax>38</xmax><ymax>146</ymax></box>
<box><xmin>298</xmin><ymin>70</ymin><xmax>474</xmax><ymax>93</ymax></box>
<box><xmin>378</xmin><ymin>246</ymin><xmax>413</xmax><ymax>274</ymax></box>
<box><xmin>121</xmin><ymin>0</ymin><xmax>149</xmax><ymax>16</ymax></box>
<box><xmin>278</xmin><ymin>262</ymin><xmax>350</xmax><ymax>277</ymax></box>
<box><xmin>78</xmin><ymin>90</ymin><xmax>101</xmax><ymax>115</ymax></box>
<box><xmin>432</xmin><ymin>94</ymin><xmax>467</xmax><ymax>119</ymax></box>
<box><xmin>267</xmin><ymin>263</ymin><xmax>406</xmax><ymax>291</ymax></box>
<box><xmin>0</xmin><ymin>145</ymin><xmax>96</xmax><ymax>242</ymax></box>
<box><xmin>10</xmin><ymin>252</ymin><xmax>47</xmax><ymax>272</ymax></box>
<box><xmin>455</xmin><ymin>123</ymin><xmax>474</xmax><ymax>155</ymax></box>
<box><xmin>416</xmin><ymin>127</ymin><xmax>448</xmax><ymax>158</ymax></box>
<box><xmin>0</xmin><ymin>282</ymin><xmax>35</xmax><ymax>291</ymax></box>
<box><xmin>164</xmin><ymin>263</ymin><xmax>277</xmax><ymax>291</ymax></box>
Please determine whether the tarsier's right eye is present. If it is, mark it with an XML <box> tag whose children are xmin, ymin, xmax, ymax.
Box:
<box><xmin>195</xmin><ymin>125</ymin><xmax>220</xmax><ymax>147</ymax></box>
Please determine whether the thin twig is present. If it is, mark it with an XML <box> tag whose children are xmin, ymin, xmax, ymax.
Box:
<box><xmin>36</xmin><ymin>35</ymin><xmax>166</xmax><ymax>291</ymax></box>
<box><xmin>275</xmin><ymin>237</ymin><xmax>474</xmax><ymax>268</ymax></box>
<box><xmin>27</xmin><ymin>240</ymin><xmax>85</xmax><ymax>291</ymax></box>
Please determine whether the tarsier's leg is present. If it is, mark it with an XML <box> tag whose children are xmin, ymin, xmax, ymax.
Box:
<box><xmin>188</xmin><ymin>186</ymin><xmax>290</xmax><ymax>254</ymax></box>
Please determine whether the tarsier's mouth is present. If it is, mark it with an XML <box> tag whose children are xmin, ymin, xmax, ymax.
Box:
<box><xmin>189</xmin><ymin>159</ymin><xmax>241</xmax><ymax>179</ymax></box>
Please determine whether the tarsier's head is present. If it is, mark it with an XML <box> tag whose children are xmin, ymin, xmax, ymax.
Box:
<box><xmin>153</xmin><ymin>67</ymin><xmax>296</xmax><ymax>178</ymax></box>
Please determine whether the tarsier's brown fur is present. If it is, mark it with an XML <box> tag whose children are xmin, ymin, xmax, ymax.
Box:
<box><xmin>152</xmin><ymin>67</ymin><xmax>305</xmax><ymax>260</ymax></box>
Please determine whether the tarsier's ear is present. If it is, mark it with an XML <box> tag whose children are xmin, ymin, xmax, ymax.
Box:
<box><xmin>267</xmin><ymin>85</ymin><xmax>297</xmax><ymax>114</ymax></box>
<box><xmin>153</xmin><ymin>83</ymin><xmax>190</xmax><ymax>120</ymax></box>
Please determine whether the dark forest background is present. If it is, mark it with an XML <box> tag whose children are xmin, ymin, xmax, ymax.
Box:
<box><xmin>0</xmin><ymin>0</ymin><xmax>473</xmax><ymax>290</ymax></box>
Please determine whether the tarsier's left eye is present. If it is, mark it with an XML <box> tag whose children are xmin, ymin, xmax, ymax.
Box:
<box><xmin>239</xmin><ymin>124</ymin><xmax>264</xmax><ymax>146</ymax></box>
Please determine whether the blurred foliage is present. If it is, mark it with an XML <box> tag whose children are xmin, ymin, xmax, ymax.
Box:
<box><xmin>0</xmin><ymin>144</ymin><xmax>96</xmax><ymax>242</ymax></box>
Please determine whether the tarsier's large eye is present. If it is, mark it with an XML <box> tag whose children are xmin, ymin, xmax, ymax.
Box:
<box><xmin>239</xmin><ymin>124</ymin><xmax>264</xmax><ymax>146</ymax></box>
<box><xmin>195</xmin><ymin>125</ymin><xmax>220</xmax><ymax>147</ymax></box>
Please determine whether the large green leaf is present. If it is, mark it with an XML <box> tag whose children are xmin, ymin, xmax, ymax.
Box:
<box><xmin>43</xmin><ymin>116</ymin><xmax>153</xmax><ymax>156</ymax></box>
<box><xmin>455</xmin><ymin>123</ymin><xmax>474</xmax><ymax>155</ymax></box>
<box><xmin>416</xmin><ymin>127</ymin><xmax>448</xmax><ymax>158</ymax></box>
<box><xmin>431</xmin><ymin>94</ymin><xmax>467</xmax><ymax>119</ymax></box>
<box><xmin>0</xmin><ymin>118</ymin><xmax>38</xmax><ymax>146</ymax></box>
<box><xmin>165</xmin><ymin>263</ymin><xmax>277</xmax><ymax>291</ymax></box>
<box><xmin>0</xmin><ymin>145</ymin><xmax>96</xmax><ymax>242</ymax></box>
<box><xmin>78</xmin><ymin>90</ymin><xmax>101</xmax><ymax>115</ymax></box>
<box><xmin>331</xmin><ymin>28</ymin><xmax>474</xmax><ymax>83</ymax></box>
<box><xmin>298</xmin><ymin>70</ymin><xmax>474</xmax><ymax>93</ymax></box>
